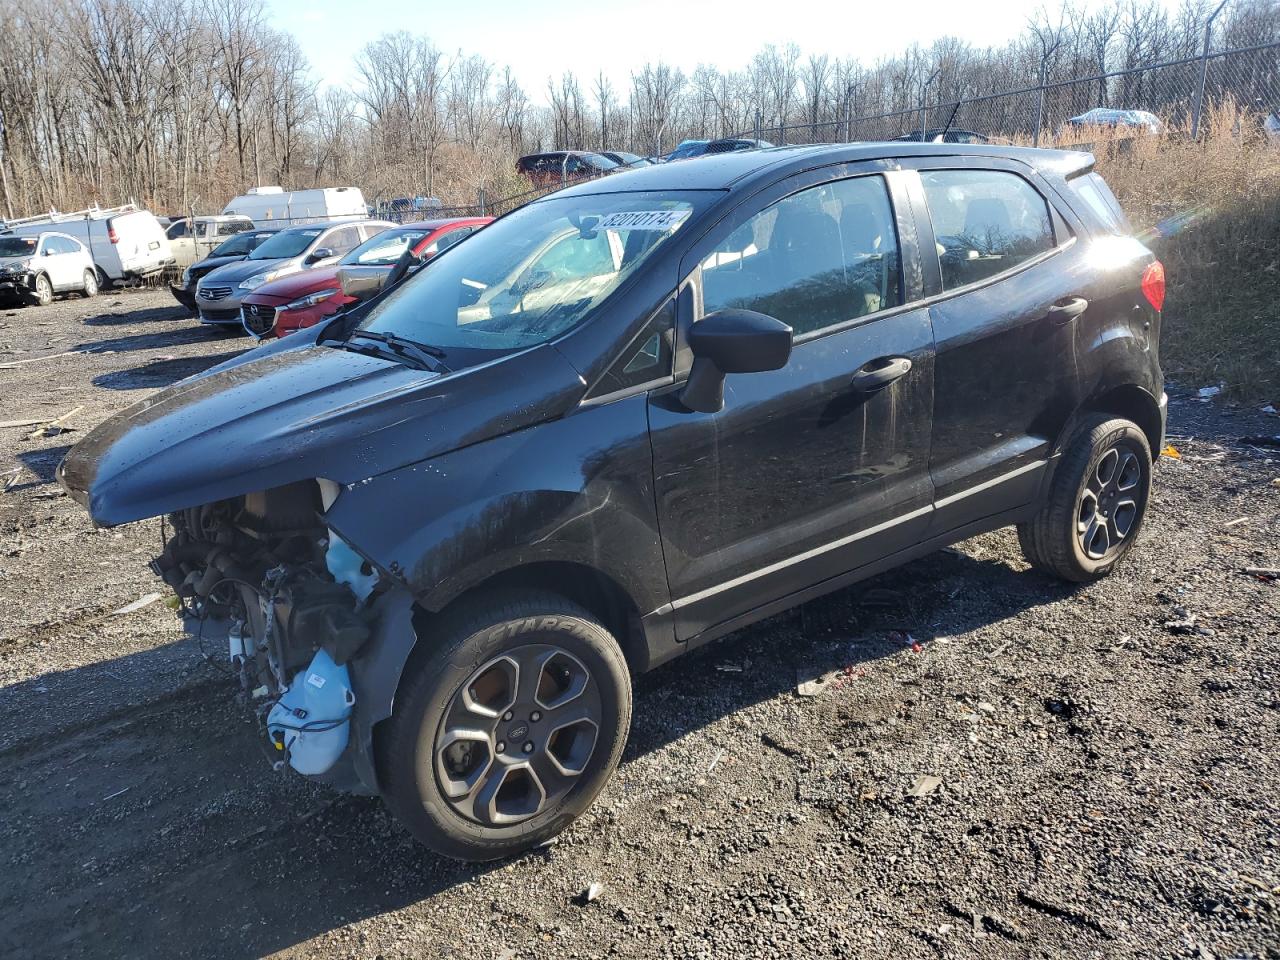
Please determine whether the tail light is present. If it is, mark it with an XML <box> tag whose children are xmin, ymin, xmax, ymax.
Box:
<box><xmin>1141</xmin><ymin>260</ymin><xmax>1165</xmax><ymax>311</ymax></box>
<box><xmin>107</xmin><ymin>220</ymin><xmax>119</xmax><ymax>244</ymax></box>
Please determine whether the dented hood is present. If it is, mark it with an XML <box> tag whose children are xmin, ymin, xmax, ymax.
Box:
<box><xmin>59</xmin><ymin>336</ymin><xmax>586</xmax><ymax>526</ymax></box>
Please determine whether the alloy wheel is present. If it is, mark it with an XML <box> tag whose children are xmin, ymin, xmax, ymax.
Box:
<box><xmin>35</xmin><ymin>276</ymin><xmax>52</xmax><ymax>306</ymax></box>
<box><xmin>1077</xmin><ymin>443</ymin><xmax>1143</xmax><ymax>560</ymax></box>
<box><xmin>435</xmin><ymin>644</ymin><xmax>601</xmax><ymax>827</ymax></box>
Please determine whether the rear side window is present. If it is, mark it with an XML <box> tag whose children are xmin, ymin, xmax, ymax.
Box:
<box><xmin>1068</xmin><ymin>172</ymin><xmax>1130</xmax><ymax>235</ymax></box>
<box><xmin>700</xmin><ymin>175</ymin><xmax>903</xmax><ymax>338</ymax></box>
<box><xmin>921</xmin><ymin>169</ymin><xmax>1055</xmax><ymax>290</ymax></box>
<box><xmin>324</xmin><ymin>226</ymin><xmax>361</xmax><ymax>254</ymax></box>
<box><xmin>167</xmin><ymin>220</ymin><xmax>190</xmax><ymax>239</ymax></box>
<box><xmin>217</xmin><ymin>220</ymin><xmax>253</xmax><ymax>237</ymax></box>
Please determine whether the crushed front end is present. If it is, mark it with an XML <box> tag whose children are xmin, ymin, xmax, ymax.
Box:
<box><xmin>152</xmin><ymin>479</ymin><xmax>381</xmax><ymax>788</ymax></box>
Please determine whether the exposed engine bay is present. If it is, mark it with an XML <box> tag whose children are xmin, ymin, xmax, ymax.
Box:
<box><xmin>152</xmin><ymin>479</ymin><xmax>380</xmax><ymax>778</ymax></box>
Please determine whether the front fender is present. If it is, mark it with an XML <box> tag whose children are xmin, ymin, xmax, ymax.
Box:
<box><xmin>325</xmin><ymin>392</ymin><xmax>669</xmax><ymax>620</ymax></box>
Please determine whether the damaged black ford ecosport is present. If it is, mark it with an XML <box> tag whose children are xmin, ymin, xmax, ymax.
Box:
<box><xmin>59</xmin><ymin>143</ymin><xmax>1167</xmax><ymax>861</ymax></box>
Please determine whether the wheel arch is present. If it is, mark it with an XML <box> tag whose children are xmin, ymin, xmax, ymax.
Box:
<box><xmin>1079</xmin><ymin>384</ymin><xmax>1163</xmax><ymax>461</ymax></box>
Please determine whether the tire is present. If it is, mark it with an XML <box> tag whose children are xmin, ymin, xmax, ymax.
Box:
<box><xmin>81</xmin><ymin>269</ymin><xmax>98</xmax><ymax>298</ymax></box>
<box><xmin>32</xmin><ymin>274</ymin><xmax>53</xmax><ymax>307</ymax></box>
<box><xmin>380</xmin><ymin>590</ymin><xmax>632</xmax><ymax>861</ymax></box>
<box><xmin>1017</xmin><ymin>415</ymin><xmax>1152</xmax><ymax>582</ymax></box>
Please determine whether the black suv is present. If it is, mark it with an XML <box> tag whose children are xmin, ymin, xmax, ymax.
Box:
<box><xmin>60</xmin><ymin>143</ymin><xmax>1166</xmax><ymax>861</ymax></box>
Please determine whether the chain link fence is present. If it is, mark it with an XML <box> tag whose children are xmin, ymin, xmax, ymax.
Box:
<box><xmin>760</xmin><ymin>42</ymin><xmax>1280</xmax><ymax>146</ymax></box>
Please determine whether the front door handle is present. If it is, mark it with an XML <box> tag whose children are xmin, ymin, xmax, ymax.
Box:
<box><xmin>851</xmin><ymin>356</ymin><xmax>912</xmax><ymax>393</ymax></box>
<box><xmin>1046</xmin><ymin>296</ymin><xmax>1089</xmax><ymax>324</ymax></box>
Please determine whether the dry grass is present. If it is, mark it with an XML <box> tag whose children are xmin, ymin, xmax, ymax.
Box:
<box><xmin>1045</xmin><ymin>103</ymin><xmax>1280</xmax><ymax>402</ymax></box>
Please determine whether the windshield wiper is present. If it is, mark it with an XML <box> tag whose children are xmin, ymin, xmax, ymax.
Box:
<box><xmin>349</xmin><ymin>329</ymin><xmax>451</xmax><ymax>371</ymax></box>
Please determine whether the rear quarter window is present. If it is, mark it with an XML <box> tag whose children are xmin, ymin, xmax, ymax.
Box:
<box><xmin>1068</xmin><ymin>172</ymin><xmax>1131</xmax><ymax>235</ymax></box>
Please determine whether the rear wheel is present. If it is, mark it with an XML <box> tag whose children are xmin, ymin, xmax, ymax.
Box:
<box><xmin>380</xmin><ymin>591</ymin><xmax>632</xmax><ymax>861</ymax></box>
<box><xmin>32</xmin><ymin>274</ymin><xmax>53</xmax><ymax>306</ymax></box>
<box><xmin>1018</xmin><ymin>415</ymin><xmax>1152</xmax><ymax>582</ymax></box>
<box><xmin>81</xmin><ymin>269</ymin><xmax>98</xmax><ymax>298</ymax></box>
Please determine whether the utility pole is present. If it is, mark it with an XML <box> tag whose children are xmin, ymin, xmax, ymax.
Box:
<box><xmin>920</xmin><ymin>69</ymin><xmax>940</xmax><ymax>140</ymax></box>
<box><xmin>1192</xmin><ymin>0</ymin><xmax>1230</xmax><ymax>139</ymax></box>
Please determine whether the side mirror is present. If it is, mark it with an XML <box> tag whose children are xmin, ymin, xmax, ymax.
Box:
<box><xmin>337</xmin><ymin>267</ymin><xmax>387</xmax><ymax>300</ymax></box>
<box><xmin>681</xmin><ymin>308</ymin><xmax>792</xmax><ymax>414</ymax></box>
<box><xmin>308</xmin><ymin>247</ymin><xmax>335</xmax><ymax>263</ymax></box>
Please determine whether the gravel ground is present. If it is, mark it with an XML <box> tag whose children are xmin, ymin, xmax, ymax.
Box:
<box><xmin>1</xmin><ymin>288</ymin><xmax>1277</xmax><ymax>960</ymax></box>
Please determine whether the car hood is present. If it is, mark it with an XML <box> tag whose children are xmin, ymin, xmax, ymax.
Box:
<box><xmin>250</xmin><ymin>267</ymin><xmax>341</xmax><ymax>303</ymax></box>
<box><xmin>200</xmin><ymin>257</ymin><xmax>288</xmax><ymax>285</ymax></box>
<box><xmin>0</xmin><ymin>255</ymin><xmax>32</xmax><ymax>270</ymax></box>
<box><xmin>190</xmin><ymin>254</ymin><xmax>248</xmax><ymax>277</ymax></box>
<box><xmin>58</xmin><ymin>332</ymin><xmax>587</xmax><ymax>526</ymax></box>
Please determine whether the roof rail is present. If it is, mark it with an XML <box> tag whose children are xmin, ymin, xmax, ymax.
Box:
<box><xmin>0</xmin><ymin>202</ymin><xmax>140</xmax><ymax>229</ymax></box>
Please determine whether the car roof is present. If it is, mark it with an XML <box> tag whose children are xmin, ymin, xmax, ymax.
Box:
<box><xmin>553</xmin><ymin>142</ymin><xmax>1093</xmax><ymax>196</ymax></box>
<box><xmin>399</xmin><ymin>217</ymin><xmax>492</xmax><ymax>230</ymax></box>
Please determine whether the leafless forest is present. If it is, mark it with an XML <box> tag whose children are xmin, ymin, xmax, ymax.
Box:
<box><xmin>0</xmin><ymin>0</ymin><xmax>1276</xmax><ymax>217</ymax></box>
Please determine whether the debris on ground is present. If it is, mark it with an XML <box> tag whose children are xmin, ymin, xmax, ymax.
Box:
<box><xmin>110</xmin><ymin>592</ymin><xmax>163</xmax><ymax>616</ymax></box>
<box><xmin>1197</xmin><ymin>385</ymin><xmax>1223</xmax><ymax>399</ymax></box>
<box><xmin>1242</xmin><ymin>567</ymin><xmax>1280</xmax><ymax>582</ymax></box>
<box><xmin>907</xmin><ymin>775</ymin><xmax>943</xmax><ymax>798</ymax></box>
<box><xmin>25</xmin><ymin>405</ymin><xmax>84</xmax><ymax>439</ymax></box>
<box><xmin>1239</xmin><ymin>434</ymin><xmax>1280</xmax><ymax>449</ymax></box>
<box><xmin>577</xmin><ymin>882</ymin><xmax>604</xmax><ymax>905</ymax></box>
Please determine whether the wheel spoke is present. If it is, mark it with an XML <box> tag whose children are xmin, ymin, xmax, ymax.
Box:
<box><xmin>1077</xmin><ymin>490</ymin><xmax>1098</xmax><ymax>534</ymax></box>
<box><xmin>1083</xmin><ymin>517</ymin><xmax>1109</xmax><ymax>559</ymax></box>
<box><xmin>530</xmin><ymin>749</ymin><xmax>579</xmax><ymax>797</ymax></box>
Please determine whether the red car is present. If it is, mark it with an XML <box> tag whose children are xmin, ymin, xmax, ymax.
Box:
<box><xmin>241</xmin><ymin>217</ymin><xmax>491</xmax><ymax>337</ymax></box>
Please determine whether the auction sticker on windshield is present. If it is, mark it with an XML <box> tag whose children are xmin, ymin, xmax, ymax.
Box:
<box><xmin>597</xmin><ymin>209</ymin><xmax>690</xmax><ymax>231</ymax></box>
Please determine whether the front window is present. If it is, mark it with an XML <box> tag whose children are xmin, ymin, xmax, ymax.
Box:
<box><xmin>341</xmin><ymin>228</ymin><xmax>431</xmax><ymax>266</ymax></box>
<box><xmin>212</xmin><ymin>232</ymin><xmax>272</xmax><ymax>258</ymax></box>
<box><xmin>357</xmin><ymin>191</ymin><xmax>705</xmax><ymax>353</ymax></box>
<box><xmin>248</xmin><ymin>228</ymin><xmax>323</xmax><ymax>260</ymax></box>
<box><xmin>0</xmin><ymin>237</ymin><xmax>36</xmax><ymax>257</ymax></box>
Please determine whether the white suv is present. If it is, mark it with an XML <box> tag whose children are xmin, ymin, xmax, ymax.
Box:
<box><xmin>0</xmin><ymin>231</ymin><xmax>99</xmax><ymax>306</ymax></box>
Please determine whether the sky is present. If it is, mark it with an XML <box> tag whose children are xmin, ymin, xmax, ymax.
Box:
<box><xmin>264</xmin><ymin>0</ymin><xmax>1174</xmax><ymax>105</ymax></box>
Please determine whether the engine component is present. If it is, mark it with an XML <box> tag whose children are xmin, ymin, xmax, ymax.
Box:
<box><xmin>267</xmin><ymin>649</ymin><xmax>356</xmax><ymax>775</ymax></box>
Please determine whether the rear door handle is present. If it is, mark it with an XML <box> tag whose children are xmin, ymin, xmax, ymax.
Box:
<box><xmin>1046</xmin><ymin>296</ymin><xmax>1089</xmax><ymax>324</ymax></box>
<box><xmin>851</xmin><ymin>356</ymin><xmax>912</xmax><ymax>393</ymax></box>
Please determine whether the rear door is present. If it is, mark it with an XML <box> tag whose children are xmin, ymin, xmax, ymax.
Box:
<box><xmin>905</xmin><ymin>160</ymin><xmax>1088</xmax><ymax>531</ymax></box>
<box><xmin>648</xmin><ymin>167</ymin><xmax>936</xmax><ymax>641</ymax></box>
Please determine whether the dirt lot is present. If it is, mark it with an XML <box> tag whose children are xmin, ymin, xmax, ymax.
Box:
<box><xmin>1</xmin><ymin>288</ymin><xmax>1277</xmax><ymax>960</ymax></box>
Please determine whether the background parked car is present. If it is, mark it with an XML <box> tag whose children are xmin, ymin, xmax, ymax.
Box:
<box><xmin>663</xmin><ymin>139</ymin><xmax>711</xmax><ymax>161</ymax></box>
<box><xmin>195</xmin><ymin>219</ymin><xmax>393</xmax><ymax>328</ymax></box>
<box><xmin>0</xmin><ymin>203</ymin><xmax>171</xmax><ymax>287</ymax></box>
<box><xmin>892</xmin><ymin>128</ymin><xmax>991</xmax><ymax>144</ymax></box>
<box><xmin>242</xmin><ymin>217</ymin><xmax>491</xmax><ymax>337</ymax></box>
<box><xmin>703</xmin><ymin>137</ymin><xmax>774</xmax><ymax>154</ymax></box>
<box><xmin>169</xmin><ymin>228</ymin><xmax>280</xmax><ymax>313</ymax></box>
<box><xmin>516</xmin><ymin>151</ymin><xmax>620</xmax><ymax>186</ymax></box>
<box><xmin>1066</xmin><ymin>108</ymin><xmax>1163</xmax><ymax>134</ymax></box>
<box><xmin>164</xmin><ymin>215</ymin><xmax>256</xmax><ymax>269</ymax></box>
<box><xmin>598</xmin><ymin>151</ymin><xmax>652</xmax><ymax>168</ymax></box>
<box><xmin>221</xmin><ymin>186</ymin><xmax>369</xmax><ymax>227</ymax></box>
<box><xmin>0</xmin><ymin>231</ymin><xmax>99</xmax><ymax>305</ymax></box>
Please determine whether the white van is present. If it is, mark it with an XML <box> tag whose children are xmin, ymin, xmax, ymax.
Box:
<box><xmin>222</xmin><ymin>186</ymin><xmax>368</xmax><ymax>228</ymax></box>
<box><xmin>1</xmin><ymin>204</ymin><xmax>172</xmax><ymax>286</ymax></box>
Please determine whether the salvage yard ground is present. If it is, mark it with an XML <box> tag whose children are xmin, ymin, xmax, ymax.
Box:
<box><xmin>1</xmin><ymin>289</ymin><xmax>1278</xmax><ymax>959</ymax></box>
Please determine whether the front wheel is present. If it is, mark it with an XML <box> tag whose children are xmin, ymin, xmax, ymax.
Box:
<box><xmin>81</xmin><ymin>269</ymin><xmax>98</xmax><ymax>298</ymax></box>
<box><xmin>1018</xmin><ymin>415</ymin><xmax>1152</xmax><ymax>582</ymax></box>
<box><xmin>32</xmin><ymin>274</ymin><xmax>53</xmax><ymax>306</ymax></box>
<box><xmin>380</xmin><ymin>591</ymin><xmax>632</xmax><ymax>861</ymax></box>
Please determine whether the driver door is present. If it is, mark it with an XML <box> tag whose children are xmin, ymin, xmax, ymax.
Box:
<box><xmin>648</xmin><ymin>170</ymin><xmax>936</xmax><ymax>641</ymax></box>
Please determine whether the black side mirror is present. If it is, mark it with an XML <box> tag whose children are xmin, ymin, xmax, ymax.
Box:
<box><xmin>681</xmin><ymin>308</ymin><xmax>792</xmax><ymax>413</ymax></box>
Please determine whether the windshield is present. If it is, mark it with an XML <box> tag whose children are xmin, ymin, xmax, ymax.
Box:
<box><xmin>358</xmin><ymin>192</ymin><xmax>704</xmax><ymax>352</ymax></box>
<box><xmin>248</xmin><ymin>228</ymin><xmax>322</xmax><ymax>260</ymax></box>
<box><xmin>212</xmin><ymin>231</ymin><xmax>272</xmax><ymax>258</ymax></box>
<box><xmin>0</xmin><ymin>236</ymin><xmax>37</xmax><ymax>257</ymax></box>
<box><xmin>341</xmin><ymin>228</ymin><xmax>429</xmax><ymax>267</ymax></box>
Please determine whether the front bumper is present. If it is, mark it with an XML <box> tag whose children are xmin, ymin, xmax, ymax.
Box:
<box><xmin>198</xmin><ymin>307</ymin><xmax>244</xmax><ymax>326</ymax></box>
<box><xmin>0</xmin><ymin>272</ymin><xmax>34</xmax><ymax>298</ymax></box>
<box><xmin>169</xmin><ymin>284</ymin><xmax>196</xmax><ymax>312</ymax></box>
